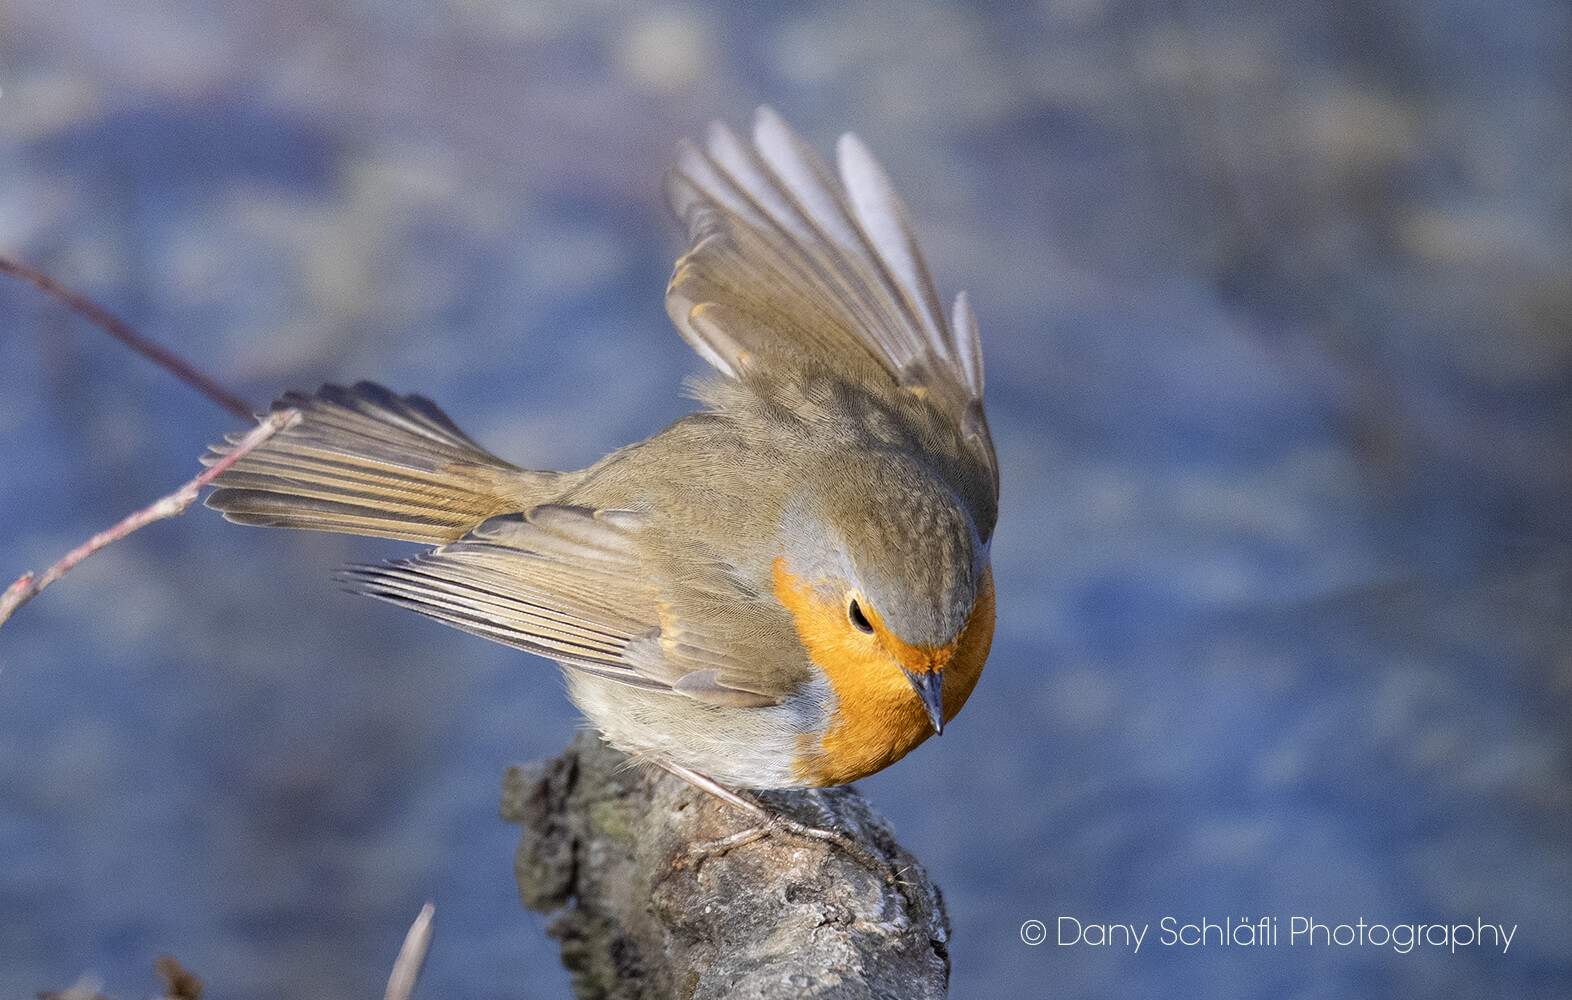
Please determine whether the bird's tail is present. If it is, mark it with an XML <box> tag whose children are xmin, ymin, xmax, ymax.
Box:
<box><xmin>204</xmin><ymin>382</ymin><xmax>555</xmax><ymax>544</ymax></box>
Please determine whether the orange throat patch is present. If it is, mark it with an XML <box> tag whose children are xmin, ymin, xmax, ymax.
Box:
<box><xmin>773</xmin><ymin>558</ymin><xmax>995</xmax><ymax>786</ymax></box>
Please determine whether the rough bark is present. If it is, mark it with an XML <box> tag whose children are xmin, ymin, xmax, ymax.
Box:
<box><xmin>501</xmin><ymin>732</ymin><xmax>951</xmax><ymax>1000</ymax></box>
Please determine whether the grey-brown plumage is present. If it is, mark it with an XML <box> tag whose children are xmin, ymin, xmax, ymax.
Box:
<box><xmin>203</xmin><ymin>107</ymin><xmax>999</xmax><ymax>790</ymax></box>
<box><xmin>205</xmin><ymin>382</ymin><xmax>561</xmax><ymax>542</ymax></box>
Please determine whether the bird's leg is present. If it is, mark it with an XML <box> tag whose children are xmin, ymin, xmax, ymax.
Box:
<box><xmin>658</xmin><ymin>761</ymin><xmax>889</xmax><ymax>879</ymax></box>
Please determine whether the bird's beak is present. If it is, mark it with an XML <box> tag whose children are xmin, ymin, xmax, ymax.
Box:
<box><xmin>903</xmin><ymin>668</ymin><xmax>945</xmax><ymax>735</ymax></box>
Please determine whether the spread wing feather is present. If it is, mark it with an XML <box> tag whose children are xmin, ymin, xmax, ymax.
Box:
<box><xmin>666</xmin><ymin>106</ymin><xmax>985</xmax><ymax>415</ymax></box>
<box><xmin>205</xmin><ymin>382</ymin><xmax>550</xmax><ymax>544</ymax></box>
<box><xmin>339</xmin><ymin>505</ymin><xmax>801</xmax><ymax>706</ymax></box>
<box><xmin>340</xmin><ymin>505</ymin><xmax>654</xmax><ymax>677</ymax></box>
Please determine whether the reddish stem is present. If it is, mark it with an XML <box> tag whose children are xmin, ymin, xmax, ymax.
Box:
<box><xmin>0</xmin><ymin>254</ymin><xmax>257</xmax><ymax>421</ymax></box>
<box><xmin>0</xmin><ymin>408</ymin><xmax>300</xmax><ymax>627</ymax></box>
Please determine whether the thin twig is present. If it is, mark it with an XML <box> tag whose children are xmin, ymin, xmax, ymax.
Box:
<box><xmin>0</xmin><ymin>254</ymin><xmax>257</xmax><ymax>421</ymax></box>
<box><xmin>384</xmin><ymin>902</ymin><xmax>436</xmax><ymax>1000</ymax></box>
<box><xmin>0</xmin><ymin>408</ymin><xmax>299</xmax><ymax>628</ymax></box>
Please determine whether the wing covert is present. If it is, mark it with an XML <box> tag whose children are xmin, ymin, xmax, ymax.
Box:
<box><xmin>340</xmin><ymin>504</ymin><xmax>808</xmax><ymax>706</ymax></box>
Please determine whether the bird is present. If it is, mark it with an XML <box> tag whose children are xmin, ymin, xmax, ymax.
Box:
<box><xmin>204</xmin><ymin>106</ymin><xmax>998</xmax><ymax>801</ymax></box>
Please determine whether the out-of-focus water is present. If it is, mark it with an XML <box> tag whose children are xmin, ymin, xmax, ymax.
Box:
<box><xmin>2</xmin><ymin>3</ymin><xmax>1569</xmax><ymax>998</ymax></box>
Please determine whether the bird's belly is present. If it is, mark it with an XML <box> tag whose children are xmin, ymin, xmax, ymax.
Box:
<box><xmin>563</xmin><ymin>668</ymin><xmax>833</xmax><ymax>791</ymax></box>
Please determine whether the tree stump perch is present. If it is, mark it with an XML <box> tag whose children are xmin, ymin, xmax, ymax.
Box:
<box><xmin>502</xmin><ymin>732</ymin><xmax>951</xmax><ymax>999</ymax></box>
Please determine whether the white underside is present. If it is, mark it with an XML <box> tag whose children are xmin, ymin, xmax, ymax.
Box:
<box><xmin>563</xmin><ymin>668</ymin><xmax>834</xmax><ymax>790</ymax></box>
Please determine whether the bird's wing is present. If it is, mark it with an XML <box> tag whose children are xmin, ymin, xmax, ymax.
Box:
<box><xmin>665</xmin><ymin>106</ymin><xmax>996</xmax><ymax>502</ymax></box>
<box><xmin>339</xmin><ymin>504</ymin><xmax>808</xmax><ymax>707</ymax></box>
<box><xmin>205</xmin><ymin>382</ymin><xmax>552</xmax><ymax>544</ymax></box>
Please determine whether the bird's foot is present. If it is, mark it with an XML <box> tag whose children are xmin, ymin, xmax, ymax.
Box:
<box><xmin>660</xmin><ymin>762</ymin><xmax>892</xmax><ymax>880</ymax></box>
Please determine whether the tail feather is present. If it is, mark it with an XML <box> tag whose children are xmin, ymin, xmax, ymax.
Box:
<box><xmin>205</xmin><ymin>382</ymin><xmax>555</xmax><ymax>544</ymax></box>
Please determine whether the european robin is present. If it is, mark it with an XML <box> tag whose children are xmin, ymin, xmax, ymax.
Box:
<box><xmin>205</xmin><ymin>107</ymin><xmax>998</xmax><ymax>798</ymax></box>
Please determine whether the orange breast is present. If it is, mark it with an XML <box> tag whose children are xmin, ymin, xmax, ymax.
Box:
<box><xmin>773</xmin><ymin>559</ymin><xmax>995</xmax><ymax>786</ymax></box>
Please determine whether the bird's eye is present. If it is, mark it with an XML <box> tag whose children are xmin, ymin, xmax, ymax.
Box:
<box><xmin>847</xmin><ymin>598</ymin><xmax>874</xmax><ymax>633</ymax></box>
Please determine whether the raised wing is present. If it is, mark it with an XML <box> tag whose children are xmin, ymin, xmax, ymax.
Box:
<box><xmin>666</xmin><ymin>108</ymin><xmax>990</xmax><ymax>439</ymax></box>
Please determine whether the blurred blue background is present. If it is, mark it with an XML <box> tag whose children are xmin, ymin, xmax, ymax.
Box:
<box><xmin>2</xmin><ymin>1</ymin><xmax>1569</xmax><ymax>997</ymax></box>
